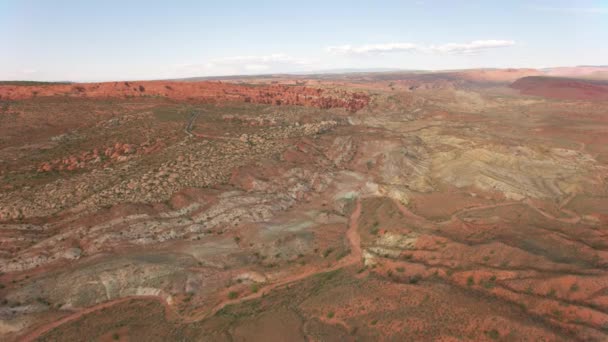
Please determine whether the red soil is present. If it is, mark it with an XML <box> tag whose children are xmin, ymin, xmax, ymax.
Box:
<box><xmin>511</xmin><ymin>76</ymin><xmax>608</xmax><ymax>100</ymax></box>
<box><xmin>0</xmin><ymin>81</ymin><xmax>370</xmax><ymax>112</ymax></box>
<box><xmin>37</xmin><ymin>140</ymin><xmax>165</xmax><ymax>172</ymax></box>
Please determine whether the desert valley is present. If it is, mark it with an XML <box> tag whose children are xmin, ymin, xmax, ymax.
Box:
<box><xmin>0</xmin><ymin>66</ymin><xmax>607</xmax><ymax>341</ymax></box>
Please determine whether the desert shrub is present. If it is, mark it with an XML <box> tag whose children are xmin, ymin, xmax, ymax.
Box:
<box><xmin>486</xmin><ymin>329</ymin><xmax>499</xmax><ymax>340</ymax></box>
<box><xmin>228</xmin><ymin>291</ymin><xmax>238</xmax><ymax>299</ymax></box>
<box><xmin>153</xmin><ymin>106</ymin><xmax>189</xmax><ymax>122</ymax></box>
<box><xmin>336</xmin><ymin>249</ymin><xmax>350</xmax><ymax>260</ymax></box>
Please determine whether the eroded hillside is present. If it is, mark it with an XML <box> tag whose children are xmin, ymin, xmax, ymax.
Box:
<box><xmin>1</xmin><ymin>72</ymin><xmax>608</xmax><ymax>341</ymax></box>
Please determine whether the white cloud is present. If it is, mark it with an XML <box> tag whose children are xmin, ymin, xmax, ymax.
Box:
<box><xmin>327</xmin><ymin>40</ymin><xmax>515</xmax><ymax>56</ymax></box>
<box><xmin>327</xmin><ymin>43</ymin><xmax>418</xmax><ymax>55</ymax></box>
<box><xmin>429</xmin><ymin>40</ymin><xmax>516</xmax><ymax>55</ymax></box>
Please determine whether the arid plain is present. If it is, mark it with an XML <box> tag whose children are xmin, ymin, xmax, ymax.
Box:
<box><xmin>1</xmin><ymin>68</ymin><xmax>608</xmax><ymax>341</ymax></box>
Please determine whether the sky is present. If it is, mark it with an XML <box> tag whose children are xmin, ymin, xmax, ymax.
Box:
<box><xmin>1</xmin><ymin>0</ymin><xmax>608</xmax><ymax>82</ymax></box>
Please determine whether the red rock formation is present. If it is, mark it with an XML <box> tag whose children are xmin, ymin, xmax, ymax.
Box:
<box><xmin>0</xmin><ymin>81</ymin><xmax>370</xmax><ymax>112</ymax></box>
<box><xmin>37</xmin><ymin>141</ymin><xmax>167</xmax><ymax>172</ymax></box>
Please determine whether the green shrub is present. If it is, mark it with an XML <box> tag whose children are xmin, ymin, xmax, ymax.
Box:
<box><xmin>486</xmin><ymin>329</ymin><xmax>499</xmax><ymax>340</ymax></box>
<box><xmin>323</xmin><ymin>248</ymin><xmax>334</xmax><ymax>258</ymax></box>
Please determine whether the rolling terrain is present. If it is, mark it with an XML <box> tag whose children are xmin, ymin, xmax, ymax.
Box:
<box><xmin>1</xmin><ymin>68</ymin><xmax>608</xmax><ymax>341</ymax></box>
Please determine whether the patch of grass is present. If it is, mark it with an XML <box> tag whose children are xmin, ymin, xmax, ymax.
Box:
<box><xmin>336</xmin><ymin>249</ymin><xmax>350</xmax><ymax>260</ymax></box>
<box><xmin>552</xmin><ymin>309</ymin><xmax>563</xmax><ymax>320</ymax></box>
<box><xmin>467</xmin><ymin>276</ymin><xmax>475</xmax><ymax>287</ymax></box>
<box><xmin>327</xmin><ymin>311</ymin><xmax>335</xmax><ymax>318</ymax></box>
<box><xmin>570</xmin><ymin>283</ymin><xmax>579</xmax><ymax>292</ymax></box>
<box><xmin>486</xmin><ymin>329</ymin><xmax>499</xmax><ymax>340</ymax></box>
<box><xmin>481</xmin><ymin>279</ymin><xmax>495</xmax><ymax>289</ymax></box>
<box><xmin>228</xmin><ymin>291</ymin><xmax>238</xmax><ymax>299</ymax></box>
<box><xmin>323</xmin><ymin>248</ymin><xmax>334</xmax><ymax>258</ymax></box>
<box><xmin>153</xmin><ymin>106</ymin><xmax>189</xmax><ymax>122</ymax></box>
<box><xmin>112</xmin><ymin>333</ymin><xmax>120</xmax><ymax>340</ymax></box>
<box><xmin>396</xmin><ymin>267</ymin><xmax>405</xmax><ymax>273</ymax></box>
<box><xmin>370</xmin><ymin>319</ymin><xmax>378</xmax><ymax>326</ymax></box>
<box><xmin>547</xmin><ymin>288</ymin><xmax>556</xmax><ymax>298</ymax></box>
<box><xmin>250</xmin><ymin>284</ymin><xmax>259</xmax><ymax>293</ymax></box>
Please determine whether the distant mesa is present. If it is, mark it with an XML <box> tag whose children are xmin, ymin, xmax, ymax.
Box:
<box><xmin>511</xmin><ymin>76</ymin><xmax>608</xmax><ymax>100</ymax></box>
<box><xmin>542</xmin><ymin>65</ymin><xmax>608</xmax><ymax>79</ymax></box>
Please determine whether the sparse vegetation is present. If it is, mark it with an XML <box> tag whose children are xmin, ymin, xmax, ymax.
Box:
<box><xmin>486</xmin><ymin>329</ymin><xmax>499</xmax><ymax>340</ymax></box>
<box><xmin>409</xmin><ymin>274</ymin><xmax>421</xmax><ymax>284</ymax></box>
<box><xmin>1</xmin><ymin>61</ymin><xmax>606</xmax><ymax>342</ymax></box>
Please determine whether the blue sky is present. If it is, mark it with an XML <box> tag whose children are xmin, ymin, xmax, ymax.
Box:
<box><xmin>2</xmin><ymin>0</ymin><xmax>607</xmax><ymax>81</ymax></box>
